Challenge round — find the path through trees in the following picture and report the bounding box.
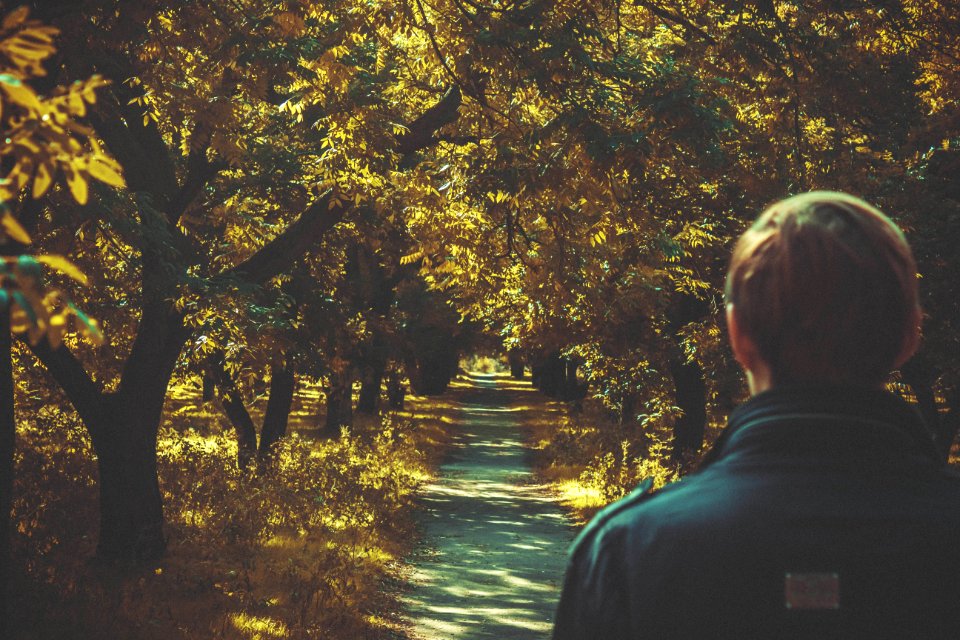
[402,373,573,639]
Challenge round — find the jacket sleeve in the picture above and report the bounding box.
[552,530,632,640]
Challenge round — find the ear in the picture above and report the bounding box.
[726,303,758,370]
[893,305,922,369]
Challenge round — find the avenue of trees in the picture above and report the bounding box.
[0,0,957,605]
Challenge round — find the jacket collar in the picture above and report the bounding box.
[700,384,941,469]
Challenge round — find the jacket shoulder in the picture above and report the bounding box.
[568,477,656,558]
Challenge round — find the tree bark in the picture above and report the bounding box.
[324,371,354,435]
[357,365,384,415]
[88,392,166,564]
[669,354,708,460]
[508,348,524,379]
[208,355,258,469]
[259,364,296,461]
[28,302,189,564]
[357,329,388,415]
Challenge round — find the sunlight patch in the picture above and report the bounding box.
[229,613,289,639]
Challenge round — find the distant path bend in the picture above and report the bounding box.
[402,373,574,639]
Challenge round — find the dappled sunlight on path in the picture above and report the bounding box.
[403,373,574,639]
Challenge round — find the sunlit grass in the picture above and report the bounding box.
[230,613,289,639]
[10,373,464,639]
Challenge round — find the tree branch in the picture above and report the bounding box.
[24,337,107,436]
[223,190,347,284]
[396,85,462,156]
[634,1,716,45]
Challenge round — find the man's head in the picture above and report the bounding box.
[725,191,920,390]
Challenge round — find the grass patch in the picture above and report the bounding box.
[10,380,458,639]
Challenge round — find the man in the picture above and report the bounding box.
[553,192,960,639]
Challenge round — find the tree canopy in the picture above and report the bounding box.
[0,0,956,571]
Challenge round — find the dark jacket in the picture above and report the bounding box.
[553,385,960,639]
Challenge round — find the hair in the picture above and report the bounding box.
[724,191,920,385]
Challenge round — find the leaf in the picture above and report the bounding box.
[87,156,125,188]
[0,73,40,110]
[11,290,37,324]
[2,7,30,31]
[1,210,31,244]
[65,166,88,204]
[36,254,88,284]
[68,301,104,344]
[32,160,52,198]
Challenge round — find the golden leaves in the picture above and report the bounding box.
[274,11,306,37]
[0,255,102,346]
[0,7,113,348]
[0,208,30,243]
[0,9,57,77]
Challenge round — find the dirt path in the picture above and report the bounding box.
[402,373,574,639]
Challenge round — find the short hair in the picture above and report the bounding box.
[724,191,919,385]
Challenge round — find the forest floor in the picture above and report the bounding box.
[399,372,575,640]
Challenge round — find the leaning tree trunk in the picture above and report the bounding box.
[208,354,258,469]
[259,363,296,461]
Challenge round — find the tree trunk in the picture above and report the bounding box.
[202,372,215,402]
[357,330,388,415]
[324,372,354,435]
[208,356,258,469]
[669,354,708,460]
[619,391,638,427]
[88,392,166,564]
[87,300,191,564]
[0,305,13,638]
[29,298,190,565]
[357,365,384,415]
[942,386,960,462]
[386,371,405,410]
[508,348,524,379]
[259,364,296,461]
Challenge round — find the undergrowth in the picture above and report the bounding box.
[522,394,686,525]
[10,384,454,640]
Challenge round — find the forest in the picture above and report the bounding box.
[1,0,958,638]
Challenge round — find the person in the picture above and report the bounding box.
[552,191,960,639]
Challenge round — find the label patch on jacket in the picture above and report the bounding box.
[784,572,840,610]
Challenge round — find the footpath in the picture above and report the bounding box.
[402,373,575,639]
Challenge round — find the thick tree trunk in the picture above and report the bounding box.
[89,392,166,564]
[259,364,296,460]
[30,299,190,565]
[538,352,565,397]
[88,301,190,564]
[0,306,13,638]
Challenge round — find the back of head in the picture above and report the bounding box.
[725,191,919,386]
